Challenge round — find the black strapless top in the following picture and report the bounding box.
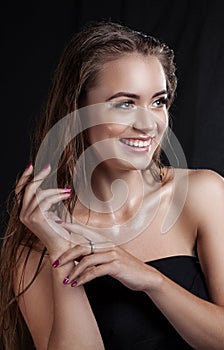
[84,255,210,350]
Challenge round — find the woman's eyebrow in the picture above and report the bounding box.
[106,92,139,101]
[106,90,168,101]
[152,90,168,98]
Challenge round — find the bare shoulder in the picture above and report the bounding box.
[187,168,224,200]
[170,168,224,229]
[187,168,224,184]
[163,167,224,224]
[168,167,224,199]
[184,170,224,305]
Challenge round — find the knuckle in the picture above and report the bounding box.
[24,181,33,193]
[90,266,99,278]
[29,212,40,224]
[81,256,88,264]
[111,259,120,271]
[76,244,86,255]
[96,264,105,274]
[75,244,83,251]
[84,265,99,280]
[110,249,117,259]
[19,213,25,224]
[19,213,31,227]
[35,189,43,201]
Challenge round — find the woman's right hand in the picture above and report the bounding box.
[17,163,74,257]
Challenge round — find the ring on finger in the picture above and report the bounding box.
[89,240,95,254]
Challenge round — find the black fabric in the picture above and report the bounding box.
[84,255,209,349]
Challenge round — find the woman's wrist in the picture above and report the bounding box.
[47,242,72,264]
[142,267,165,295]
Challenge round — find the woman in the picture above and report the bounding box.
[1,21,224,350]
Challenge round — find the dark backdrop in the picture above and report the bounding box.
[1,0,224,233]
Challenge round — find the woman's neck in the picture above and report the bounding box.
[75,164,160,226]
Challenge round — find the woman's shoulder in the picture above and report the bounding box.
[167,167,224,187]
[186,168,223,194]
[187,168,223,181]
[163,167,224,207]
[171,167,224,207]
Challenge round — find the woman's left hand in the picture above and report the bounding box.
[53,222,160,292]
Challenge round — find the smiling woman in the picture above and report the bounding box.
[1,20,224,350]
[87,55,168,171]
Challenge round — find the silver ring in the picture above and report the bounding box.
[89,240,95,254]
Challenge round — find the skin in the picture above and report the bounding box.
[14,54,224,350]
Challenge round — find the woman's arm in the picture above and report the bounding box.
[137,171,224,350]
[144,270,224,350]
[14,248,104,350]
[48,255,104,350]
[14,165,104,350]
[141,170,224,350]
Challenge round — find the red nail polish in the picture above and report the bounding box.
[52,260,60,268]
[25,162,32,169]
[55,220,63,224]
[63,276,70,285]
[71,280,78,287]
[44,163,51,169]
[64,187,72,191]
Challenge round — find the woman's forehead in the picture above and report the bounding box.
[87,54,167,103]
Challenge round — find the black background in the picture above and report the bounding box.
[1,0,224,232]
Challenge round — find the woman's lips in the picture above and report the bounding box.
[119,137,154,152]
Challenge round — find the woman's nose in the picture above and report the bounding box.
[132,109,157,133]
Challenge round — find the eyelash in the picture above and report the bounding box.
[112,97,168,110]
[112,100,136,110]
[152,97,168,107]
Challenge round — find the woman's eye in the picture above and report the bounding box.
[113,101,136,110]
[152,97,168,108]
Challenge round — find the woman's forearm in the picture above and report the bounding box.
[145,272,224,350]
[47,260,104,350]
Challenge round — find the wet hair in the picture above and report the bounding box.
[0,20,177,349]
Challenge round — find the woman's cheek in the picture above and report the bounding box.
[89,124,129,143]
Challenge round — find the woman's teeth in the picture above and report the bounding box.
[120,138,151,148]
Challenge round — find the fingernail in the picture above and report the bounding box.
[25,162,32,169]
[52,259,60,268]
[55,220,63,224]
[44,163,51,169]
[63,187,72,191]
[71,280,78,287]
[63,276,70,285]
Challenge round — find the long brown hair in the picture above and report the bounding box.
[0,20,177,349]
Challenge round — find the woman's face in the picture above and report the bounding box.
[84,53,168,171]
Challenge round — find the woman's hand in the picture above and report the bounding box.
[53,223,161,292]
[17,163,75,256]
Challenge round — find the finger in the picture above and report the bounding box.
[36,187,72,200]
[62,265,93,285]
[15,163,33,196]
[28,163,52,192]
[60,222,114,245]
[24,188,72,215]
[20,191,72,223]
[21,164,52,208]
[34,191,72,213]
[61,250,116,284]
[54,240,116,267]
[47,210,64,221]
[53,245,93,268]
[70,262,115,287]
